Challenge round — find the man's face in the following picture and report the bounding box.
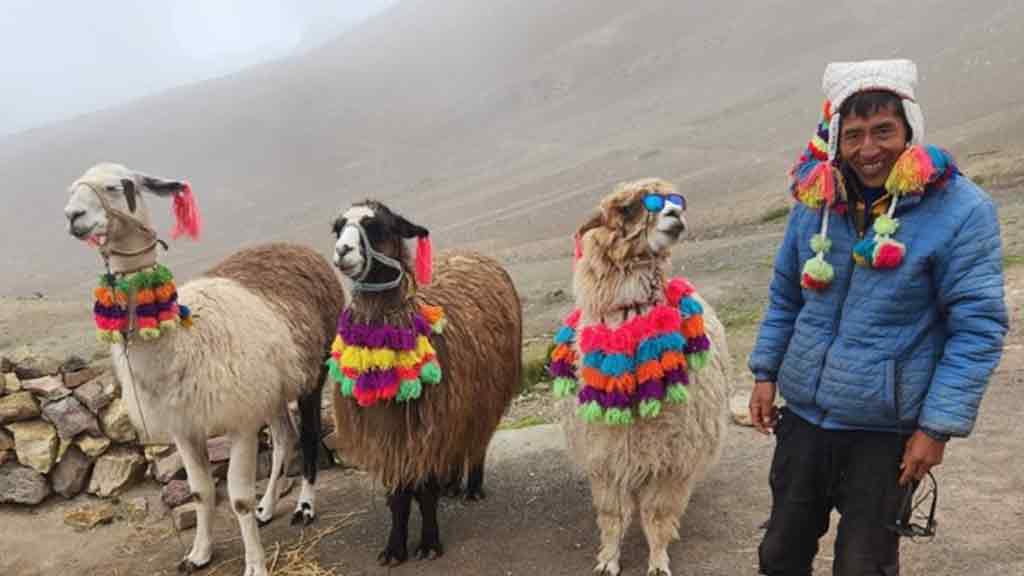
[839,103,909,188]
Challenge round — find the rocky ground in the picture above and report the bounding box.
[1,152,1022,575]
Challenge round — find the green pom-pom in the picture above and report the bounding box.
[420,361,442,384]
[638,399,662,419]
[552,377,578,398]
[432,318,447,334]
[152,264,174,285]
[604,408,634,426]
[139,328,161,341]
[327,358,344,383]
[339,375,355,397]
[810,233,832,254]
[577,401,603,422]
[666,383,690,404]
[686,351,709,372]
[396,379,422,402]
[802,257,835,283]
[873,215,899,236]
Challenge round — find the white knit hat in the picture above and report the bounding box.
[822,59,925,160]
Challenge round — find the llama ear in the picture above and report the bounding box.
[121,179,137,212]
[136,172,186,197]
[576,210,604,240]
[394,214,429,240]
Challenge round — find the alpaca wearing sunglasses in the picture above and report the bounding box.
[556,178,731,576]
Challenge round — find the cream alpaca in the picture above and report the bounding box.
[558,178,731,576]
[63,163,345,576]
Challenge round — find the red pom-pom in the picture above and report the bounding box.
[171,182,202,240]
[415,236,433,285]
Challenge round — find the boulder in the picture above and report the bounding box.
[0,462,50,504]
[10,347,62,380]
[51,445,93,498]
[3,372,21,394]
[154,452,185,483]
[73,374,117,414]
[62,366,104,390]
[21,376,71,402]
[7,420,58,474]
[64,502,115,530]
[88,447,146,497]
[0,391,40,424]
[100,398,137,444]
[76,434,111,459]
[41,396,101,440]
[162,479,193,508]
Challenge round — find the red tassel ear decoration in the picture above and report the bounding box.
[171,182,202,240]
[415,235,433,285]
[574,234,583,261]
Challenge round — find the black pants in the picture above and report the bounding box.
[758,408,912,576]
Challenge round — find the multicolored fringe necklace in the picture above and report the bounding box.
[328,304,446,407]
[548,278,710,426]
[93,264,192,343]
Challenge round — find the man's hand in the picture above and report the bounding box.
[749,381,778,435]
[899,430,946,486]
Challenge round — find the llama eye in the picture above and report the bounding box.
[620,203,638,219]
[105,185,119,192]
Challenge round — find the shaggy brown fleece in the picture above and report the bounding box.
[331,250,522,489]
[206,243,346,390]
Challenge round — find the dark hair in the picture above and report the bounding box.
[838,90,913,141]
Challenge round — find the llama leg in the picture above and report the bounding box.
[638,474,693,576]
[175,435,215,573]
[414,477,445,560]
[464,458,487,501]
[228,430,267,576]
[442,463,463,497]
[378,487,413,566]
[291,385,322,526]
[256,407,295,525]
[592,475,632,576]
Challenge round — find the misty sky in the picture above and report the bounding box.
[1,0,395,137]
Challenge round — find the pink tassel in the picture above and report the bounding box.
[171,182,202,240]
[415,236,433,285]
[574,234,583,261]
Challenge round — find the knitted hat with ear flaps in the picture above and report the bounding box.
[789,59,955,291]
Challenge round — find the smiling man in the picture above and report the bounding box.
[747,59,1008,575]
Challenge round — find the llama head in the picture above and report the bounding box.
[332,200,432,290]
[576,178,687,265]
[573,178,687,317]
[64,163,199,248]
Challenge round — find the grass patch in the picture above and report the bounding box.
[520,340,554,393]
[759,205,791,224]
[498,414,549,430]
[1005,254,1024,268]
[718,300,764,330]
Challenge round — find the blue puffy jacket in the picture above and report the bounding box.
[749,172,1008,437]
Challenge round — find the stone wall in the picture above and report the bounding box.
[0,348,338,509]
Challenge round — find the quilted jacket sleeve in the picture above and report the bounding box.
[748,207,806,382]
[920,198,1008,437]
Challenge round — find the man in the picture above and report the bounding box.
[747,59,1008,575]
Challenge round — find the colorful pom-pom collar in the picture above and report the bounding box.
[790,111,956,291]
[327,304,446,407]
[548,277,710,426]
[93,263,193,343]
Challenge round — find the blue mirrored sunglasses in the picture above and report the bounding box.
[643,193,686,213]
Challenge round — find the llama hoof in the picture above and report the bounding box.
[177,556,211,574]
[290,502,315,526]
[415,538,445,560]
[463,487,487,502]
[255,505,274,527]
[377,544,409,566]
[594,560,620,576]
